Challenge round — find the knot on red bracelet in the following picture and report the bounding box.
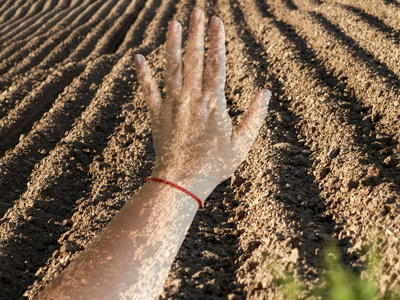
[144,177,203,209]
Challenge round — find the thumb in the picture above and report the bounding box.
[231,89,271,158]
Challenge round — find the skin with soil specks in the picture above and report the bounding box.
[0,0,400,299]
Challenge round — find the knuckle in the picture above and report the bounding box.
[186,55,202,69]
[211,55,222,66]
[207,50,224,67]
[166,61,181,75]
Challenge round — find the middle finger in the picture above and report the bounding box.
[182,8,205,96]
[165,21,183,101]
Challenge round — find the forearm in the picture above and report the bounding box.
[35,180,208,300]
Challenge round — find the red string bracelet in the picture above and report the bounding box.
[144,177,203,209]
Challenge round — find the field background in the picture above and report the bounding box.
[0,0,399,299]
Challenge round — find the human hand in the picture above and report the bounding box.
[134,8,271,202]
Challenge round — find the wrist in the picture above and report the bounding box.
[148,168,219,204]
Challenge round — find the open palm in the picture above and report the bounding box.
[134,8,271,202]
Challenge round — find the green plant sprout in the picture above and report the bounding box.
[262,241,400,300]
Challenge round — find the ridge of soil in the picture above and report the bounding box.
[0,0,399,299]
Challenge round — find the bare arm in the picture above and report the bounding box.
[35,7,270,300]
[35,180,206,299]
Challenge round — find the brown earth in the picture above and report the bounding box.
[0,0,399,299]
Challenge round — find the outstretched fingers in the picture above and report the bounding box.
[165,21,182,100]
[231,90,271,158]
[134,54,162,118]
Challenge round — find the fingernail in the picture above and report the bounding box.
[170,21,178,32]
[211,16,221,28]
[263,90,271,103]
[135,54,143,64]
[192,8,202,21]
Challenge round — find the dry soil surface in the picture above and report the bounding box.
[1,0,400,299]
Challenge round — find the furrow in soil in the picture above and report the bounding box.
[1,0,80,46]
[247,0,400,295]
[0,0,10,15]
[0,0,166,152]
[326,0,400,31]
[35,0,132,68]
[0,0,82,62]
[101,0,147,54]
[205,0,345,298]
[323,2,400,76]
[0,0,127,138]
[295,0,400,104]
[65,0,139,62]
[0,0,61,44]
[0,0,46,32]
[0,58,113,216]
[0,0,107,77]
[115,0,164,54]
[383,0,400,8]
[269,0,400,144]
[1,0,113,78]
[115,0,182,57]
[0,63,85,157]
[0,53,129,300]
[0,0,112,111]
[0,0,25,23]
[0,0,399,298]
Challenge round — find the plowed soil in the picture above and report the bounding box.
[1,0,400,299]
